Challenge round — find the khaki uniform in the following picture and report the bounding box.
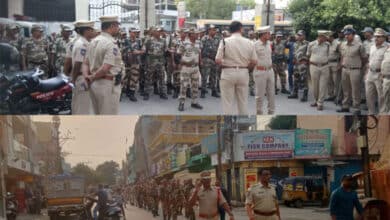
[193,186,227,220]
[245,183,278,220]
[65,35,79,60]
[215,33,257,115]
[307,40,330,107]
[52,37,70,73]
[86,32,124,114]
[365,42,388,114]
[177,39,201,104]
[71,36,91,114]
[254,40,275,115]
[340,40,366,111]
[362,38,375,100]
[380,47,390,113]
[21,37,49,77]
[328,39,341,99]
[272,40,287,90]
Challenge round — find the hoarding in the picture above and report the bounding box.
[294,129,332,159]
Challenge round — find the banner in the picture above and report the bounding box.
[177,1,186,29]
[244,168,258,191]
[294,129,332,159]
[234,131,294,161]
[201,133,218,154]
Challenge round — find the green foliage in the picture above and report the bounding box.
[268,116,297,130]
[286,0,390,40]
[71,160,120,186]
[184,0,237,19]
[72,163,99,186]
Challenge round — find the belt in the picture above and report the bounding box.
[256,66,272,71]
[222,66,248,69]
[370,68,381,73]
[199,212,218,218]
[253,210,277,216]
[29,61,46,65]
[310,62,329,67]
[329,59,339,63]
[101,75,114,81]
[342,66,361,70]
[182,63,198,67]
[298,60,308,64]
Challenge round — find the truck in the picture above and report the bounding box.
[46,175,86,220]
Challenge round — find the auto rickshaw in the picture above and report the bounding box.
[282,176,328,208]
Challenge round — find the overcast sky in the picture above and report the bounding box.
[33,116,138,169]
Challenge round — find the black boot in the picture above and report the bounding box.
[281,86,289,94]
[200,89,206,98]
[154,83,159,95]
[186,88,192,98]
[250,89,255,96]
[173,87,179,99]
[300,89,308,102]
[191,103,203,109]
[288,93,298,99]
[128,90,138,102]
[139,83,145,96]
[178,101,184,111]
[211,90,220,98]
[160,93,168,100]
[167,83,173,95]
[143,93,149,101]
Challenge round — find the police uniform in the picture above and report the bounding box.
[365,28,388,114]
[327,31,342,101]
[339,27,366,113]
[52,25,72,74]
[124,29,143,102]
[184,180,196,220]
[272,32,288,93]
[85,16,124,115]
[381,45,390,113]
[1,24,23,71]
[288,30,309,102]
[21,24,50,77]
[177,29,203,111]
[143,28,168,99]
[245,182,278,220]
[71,21,94,115]
[172,29,188,98]
[248,30,257,96]
[254,26,275,115]
[307,30,330,110]
[215,30,257,115]
[201,25,221,97]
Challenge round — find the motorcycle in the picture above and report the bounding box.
[103,200,124,220]
[1,68,73,114]
[6,192,18,220]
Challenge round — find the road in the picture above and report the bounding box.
[16,205,330,220]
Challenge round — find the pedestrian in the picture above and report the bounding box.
[307,30,330,111]
[381,38,390,113]
[325,31,342,103]
[215,21,257,115]
[337,25,367,114]
[253,26,275,115]
[272,31,289,94]
[361,27,375,105]
[84,16,124,115]
[96,184,109,220]
[288,30,309,102]
[215,180,230,220]
[201,24,221,98]
[70,20,95,115]
[329,175,364,220]
[177,28,203,111]
[245,169,281,220]
[365,28,388,114]
[51,24,72,76]
[188,171,234,220]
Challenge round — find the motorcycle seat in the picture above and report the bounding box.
[36,76,67,93]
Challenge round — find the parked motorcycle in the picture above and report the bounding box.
[6,192,18,220]
[1,68,73,114]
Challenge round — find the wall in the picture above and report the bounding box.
[76,0,89,20]
[7,0,23,18]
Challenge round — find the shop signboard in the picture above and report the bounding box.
[294,129,332,159]
[244,168,258,190]
[234,131,295,161]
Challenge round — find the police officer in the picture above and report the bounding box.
[64,24,81,76]
[337,26,367,114]
[307,30,330,111]
[381,41,390,113]
[246,169,281,220]
[272,31,289,94]
[1,24,23,71]
[184,179,196,220]
[171,179,185,220]
[201,24,221,98]
[177,28,203,111]
[143,27,168,100]
[171,29,188,99]
[365,28,388,114]
[288,30,309,102]
[325,31,342,103]
[248,30,256,96]
[21,24,50,78]
[52,25,73,75]
[254,26,275,115]
[70,20,95,115]
[84,16,124,115]
[188,171,234,220]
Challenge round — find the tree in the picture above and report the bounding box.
[267,116,297,130]
[184,0,237,19]
[286,0,390,40]
[96,161,120,185]
[72,163,99,186]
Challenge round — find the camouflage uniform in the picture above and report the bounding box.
[52,37,70,73]
[171,182,185,220]
[289,39,309,101]
[172,37,186,97]
[21,36,50,77]
[143,37,167,98]
[184,181,195,220]
[200,34,220,96]
[272,40,288,92]
[123,37,142,100]
[160,182,172,220]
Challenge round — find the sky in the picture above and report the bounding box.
[33,116,138,169]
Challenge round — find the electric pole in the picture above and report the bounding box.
[217,116,222,181]
[266,0,271,25]
[358,115,372,197]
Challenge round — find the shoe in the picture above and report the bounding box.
[281,88,290,94]
[191,103,203,109]
[288,94,298,99]
[143,93,149,101]
[160,93,168,100]
[310,103,317,107]
[186,88,192,98]
[128,90,138,102]
[250,90,255,96]
[167,83,173,95]
[200,90,206,98]
[300,90,308,102]
[178,102,184,111]
[325,96,335,102]
[211,90,220,98]
[317,105,323,111]
[337,108,350,113]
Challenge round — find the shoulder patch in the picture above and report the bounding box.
[113,47,119,56]
[80,48,87,56]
